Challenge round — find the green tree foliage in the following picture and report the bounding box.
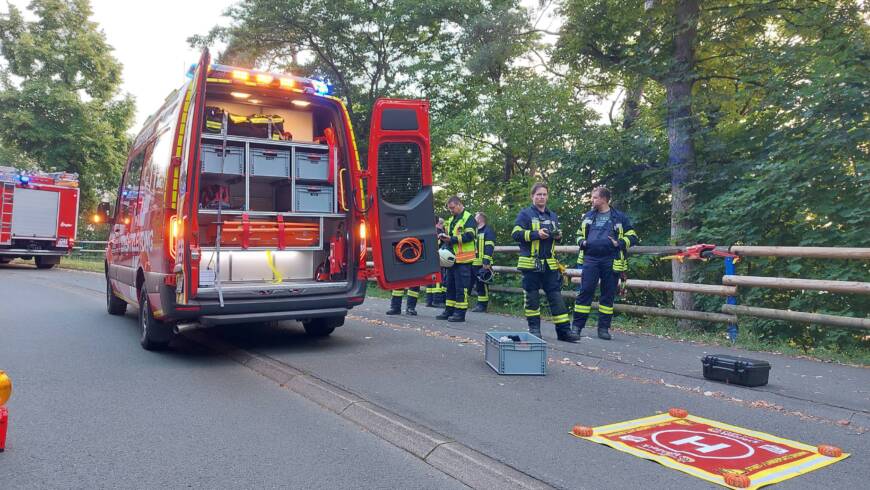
[190,0,489,158]
[199,0,865,354]
[0,0,134,209]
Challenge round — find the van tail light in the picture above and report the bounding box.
[358,220,368,266]
[168,216,181,260]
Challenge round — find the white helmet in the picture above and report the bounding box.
[439,248,456,268]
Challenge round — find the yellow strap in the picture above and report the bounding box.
[531,220,540,257]
[265,250,283,284]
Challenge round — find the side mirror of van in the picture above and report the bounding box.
[91,201,112,225]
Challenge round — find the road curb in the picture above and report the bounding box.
[427,442,555,490]
[186,330,557,490]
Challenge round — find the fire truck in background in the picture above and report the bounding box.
[0,166,80,269]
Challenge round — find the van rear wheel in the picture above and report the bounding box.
[138,289,172,351]
[106,277,127,315]
[35,256,56,269]
[303,316,344,337]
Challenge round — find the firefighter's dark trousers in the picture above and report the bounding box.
[521,269,571,333]
[573,257,618,330]
[471,265,490,306]
[390,286,420,311]
[446,263,472,312]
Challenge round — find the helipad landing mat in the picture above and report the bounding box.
[570,411,849,489]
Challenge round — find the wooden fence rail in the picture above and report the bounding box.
[722,275,870,295]
[493,245,870,260]
[722,305,870,331]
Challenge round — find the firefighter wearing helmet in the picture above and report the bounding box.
[436,196,476,323]
[512,183,580,342]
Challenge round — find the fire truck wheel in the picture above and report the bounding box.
[138,289,172,351]
[35,256,56,269]
[303,316,344,337]
[0,257,10,264]
[106,277,127,315]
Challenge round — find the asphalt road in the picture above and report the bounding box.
[2,265,867,489]
[0,264,465,489]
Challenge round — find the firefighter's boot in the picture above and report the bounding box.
[386,295,402,315]
[436,306,454,320]
[424,292,434,308]
[528,317,542,339]
[556,324,581,343]
[471,301,488,313]
[447,309,466,323]
[405,295,418,316]
[597,328,612,341]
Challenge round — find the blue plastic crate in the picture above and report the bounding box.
[485,331,547,376]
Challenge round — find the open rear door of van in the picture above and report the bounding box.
[366,99,441,290]
[178,48,210,303]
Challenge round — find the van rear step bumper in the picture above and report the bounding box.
[0,249,68,256]
[198,307,347,326]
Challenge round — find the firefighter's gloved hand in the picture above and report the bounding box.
[579,240,588,251]
[537,228,550,240]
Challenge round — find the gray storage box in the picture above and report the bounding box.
[201,144,244,175]
[250,148,290,178]
[296,152,329,181]
[295,185,333,213]
[485,331,547,376]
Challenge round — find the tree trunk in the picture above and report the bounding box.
[622,78,644,130]
[503,149,516,181]
[666,0,699,327]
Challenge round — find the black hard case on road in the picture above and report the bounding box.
[702,355,771,387]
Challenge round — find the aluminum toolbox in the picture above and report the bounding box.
[201,144,244,175]
[295,151,329,181]
[250,148,290,178]
[702,354,770,387]
[485,331,547,376]
[295,184,333,213]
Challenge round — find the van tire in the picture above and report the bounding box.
[35,256,56,269]
[138,289,172,351]
[303,316,344,337]
[107,278,127,316]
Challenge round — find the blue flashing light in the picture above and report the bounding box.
[186,63,196,79]
[312,80,329,95]
[18,175,30,184]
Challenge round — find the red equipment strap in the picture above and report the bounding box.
[241,213,250,249]
[277,214,286,250]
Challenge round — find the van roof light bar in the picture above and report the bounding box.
[207,64,330,95]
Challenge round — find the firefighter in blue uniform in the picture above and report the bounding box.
[573,186,639,340]
[512,183,580,343]
[471,211,495,313]
[386,287,421,315]
[436,196,476,323]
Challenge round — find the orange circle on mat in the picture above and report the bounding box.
[572,425,594,437]
[818,445,843,457]
[668,407,689,418]
[724,473,751,488]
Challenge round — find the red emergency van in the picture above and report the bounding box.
[0,167,79,268]
[98,50,440,350]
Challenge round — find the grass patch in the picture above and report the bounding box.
[59,256,104,273]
